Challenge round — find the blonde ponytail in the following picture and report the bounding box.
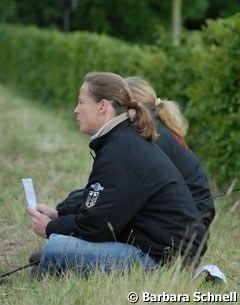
[126,76,189,137]
[156,99,189,137]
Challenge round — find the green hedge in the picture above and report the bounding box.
[186,13,240,185]
[0,16,239,186]
[0,24,168,106]
[0,23,193,105]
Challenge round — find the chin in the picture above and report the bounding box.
[80,127,91,135]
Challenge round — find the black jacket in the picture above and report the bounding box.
[155,121,215,229]
[47,120,206,264]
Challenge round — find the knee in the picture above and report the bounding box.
[40,234,72,267]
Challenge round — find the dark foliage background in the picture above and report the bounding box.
[0,0,240,43]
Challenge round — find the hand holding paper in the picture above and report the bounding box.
[21,178,37,209]
[28,207,50,238]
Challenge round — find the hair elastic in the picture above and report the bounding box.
[128,99,138,109]
[155,98,162,107]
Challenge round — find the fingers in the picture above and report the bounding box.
[36,204,47,210]
[27,207,39,216]
[36,204,46,214]
[36,204,58,219]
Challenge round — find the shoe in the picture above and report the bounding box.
[28,250,43,264]
[31,265,48,280]
[31,265,62,280]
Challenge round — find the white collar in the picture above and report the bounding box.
[90,112,128,141]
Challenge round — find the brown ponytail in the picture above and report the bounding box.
[128,102,159,141]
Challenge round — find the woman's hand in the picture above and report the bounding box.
[36,204,58,219]
[28,207,51,238]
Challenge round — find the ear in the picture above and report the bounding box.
[97,99,110,115]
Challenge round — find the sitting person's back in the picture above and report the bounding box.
[126,76,215,229]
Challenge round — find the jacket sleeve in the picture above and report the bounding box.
[56,189,86,216]
[46,158,149,241]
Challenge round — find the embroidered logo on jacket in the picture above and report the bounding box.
[91,182,104,192]
[85,182,104,208]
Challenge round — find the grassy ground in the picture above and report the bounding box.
[0,84,239,305]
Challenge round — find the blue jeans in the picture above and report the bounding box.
[40,234,158,275]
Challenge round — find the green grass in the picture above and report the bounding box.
[0,84,239,305]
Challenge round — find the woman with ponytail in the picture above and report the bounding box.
[28,72,206,277]
[126,76,215,230]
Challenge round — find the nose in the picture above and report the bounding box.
[74,104,79,114]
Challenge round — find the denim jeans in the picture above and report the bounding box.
[40,234,158,275]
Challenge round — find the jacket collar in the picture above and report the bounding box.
[89,114,130,153]
[90,112,128,141]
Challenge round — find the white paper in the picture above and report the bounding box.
[21,178,37,209]
[192,264,227,283]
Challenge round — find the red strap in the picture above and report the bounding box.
[171,131,189,149]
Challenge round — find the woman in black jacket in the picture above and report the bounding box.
[126,76,215,229]
[28,72,206,276]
